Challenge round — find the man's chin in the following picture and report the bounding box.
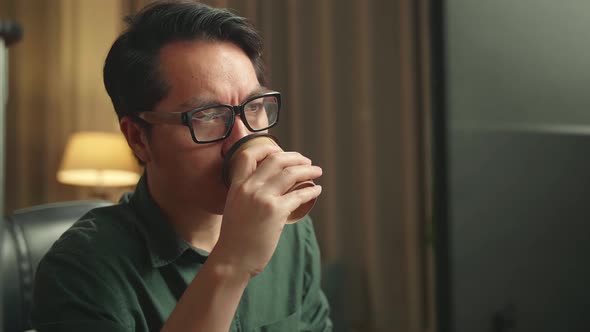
[209,187,229,215]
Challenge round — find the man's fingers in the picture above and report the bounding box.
[280,184,323,215]
[263,164,323,195]
[247,152,312,185]
[230,144,283,185]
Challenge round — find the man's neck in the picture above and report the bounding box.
[147,175,224,253]
[166,210,223,253]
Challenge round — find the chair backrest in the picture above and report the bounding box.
[1,200,112,332]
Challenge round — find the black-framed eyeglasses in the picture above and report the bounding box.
[136,91,281,144]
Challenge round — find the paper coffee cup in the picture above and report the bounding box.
[222,133,316,223]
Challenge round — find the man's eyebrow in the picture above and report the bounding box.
[177,86,271,110]
[178,96,217,110]
[244,86,271,100]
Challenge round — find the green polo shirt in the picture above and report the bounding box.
[31,176,332,331]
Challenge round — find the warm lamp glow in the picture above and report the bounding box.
[57,132,141,187]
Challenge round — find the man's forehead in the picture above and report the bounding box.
[177,86,270,109]
[155,40,263,111]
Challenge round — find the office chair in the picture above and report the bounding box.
[1,200,111,332]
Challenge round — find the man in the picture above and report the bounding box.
[31,1,332,331]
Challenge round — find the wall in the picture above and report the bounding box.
[445,0,590,331]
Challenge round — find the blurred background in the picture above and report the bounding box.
[1,0,589,332]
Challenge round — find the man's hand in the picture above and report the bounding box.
[162,144,323,332]
[212,143,323,278]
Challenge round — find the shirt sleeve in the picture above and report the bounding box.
[300,218,334,332]
[31,250,131,332]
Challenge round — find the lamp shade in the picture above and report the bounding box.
[57,131,141,187]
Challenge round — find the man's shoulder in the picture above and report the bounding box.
[32,203,145,331]
[273,215,319,260]
[282,215,317,243]
[48,203,146,264]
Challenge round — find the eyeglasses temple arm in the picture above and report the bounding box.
[138,112,184,125]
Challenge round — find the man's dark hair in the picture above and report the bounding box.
[103,0,265,120]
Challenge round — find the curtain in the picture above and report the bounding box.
[204,1,435,331]
[2,0,435,331]
[199,1,435,331]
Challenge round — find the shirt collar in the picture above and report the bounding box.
[125,173,208,268]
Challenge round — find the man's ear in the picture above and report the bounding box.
[120,116,152,164]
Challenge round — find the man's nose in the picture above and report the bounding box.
[222,116,250,154]
[231,115,250,139]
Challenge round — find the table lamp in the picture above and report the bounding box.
[57,131,141,198]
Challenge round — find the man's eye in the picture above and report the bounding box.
[246,103,263,112]
[194,112,224,121]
